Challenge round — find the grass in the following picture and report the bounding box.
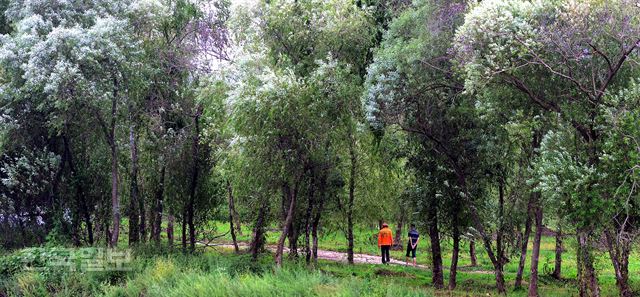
[2,221,638,296]
[211,221,640,296]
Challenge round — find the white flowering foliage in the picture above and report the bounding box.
[0,0,140,132]
[0,148,59,199]
[453,0,548,92]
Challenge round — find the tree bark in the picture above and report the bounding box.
[64,135,93,245]
[469,241,477,267]
[346,134,357,264]
[251,199,269,259]
[551,226,562,279]
[97,77,121,248]
[528,195,543,297]
[471,209,506,294]
[515,195,534,289]
[577,230,600,297]
[311,180,326,265]
[449,224,460,290]
[227,181,239,253]
[428,199,444,289]
[287,217,299,258]
[459,172,506,294]
[152,166,165,244]
[128,124,140,245]
[275,182,297,267]
[167,213,174,249]
[604,229,633,297]
[304,177,316,264]
[187,108,201,252]
[394,214,403,249]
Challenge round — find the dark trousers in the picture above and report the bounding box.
[380,245,391,264]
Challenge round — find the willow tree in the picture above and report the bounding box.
[0,0,144,247]
[455,0,640,296]
[365,0,513,292]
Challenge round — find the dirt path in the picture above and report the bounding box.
[209,242,493,272]
[210,242,422,266]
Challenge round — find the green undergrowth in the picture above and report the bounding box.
[0,246,431,297]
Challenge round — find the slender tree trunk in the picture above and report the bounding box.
[459,172,506,294]
[152,166,165,244]
[109,141,120,248]
[311,181,326,265]
[276,183,297,267]
[64,136,93,245]
[128,124,140,245]
[139,196,146,243]
[469,241,477,267]
[287,218,299,258]
[515,195,534,289]
[577,230,600,297]
[251,199,269,259]
[304,179,316,264]
[181,208,187,251]
[497,179,506,272]
[472,209,506,294]
[604,230,633,297]
[227,181,239,253]
[552,226,562,279]
[449,224,460,290]
[167,213,174,249]
[428,199,444,289]
[394,214,403,249]
[187,108,201,252]
[528,194,543,297]
[105,83,120,248]
[346,134,357,264]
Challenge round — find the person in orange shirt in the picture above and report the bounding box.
[378,223,393,264]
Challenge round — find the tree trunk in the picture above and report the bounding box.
[128,124,140,246]
[471,209,506,294]
[552,226,562,279]
[275,182,297,267]
[459,172,506,294]
[428,199,444,289]
[497,180,506,287]
[139,184,146,243]
[152,166,165,244]
[346,134,357,264]
[304,179,316,264]
[449,224,460,290]
[577,230,600,297]
[227,181,239,253]
[287,217,299,258]
[469,241,477,267]
[64,136,93,245]
[604,230,633,297]
[106,83,120,248]
[394,215,403,249]
[311,180,326,265]
[251,199,269,259]
[109,139,120,247]
[181,208,187,251]
[515,195,534,289]
[528,196,543,297]
[187,109,201,252]
[167,213,174,249]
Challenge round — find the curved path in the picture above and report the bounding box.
[209,242,491,273]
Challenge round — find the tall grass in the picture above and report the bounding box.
[1,245,432,297]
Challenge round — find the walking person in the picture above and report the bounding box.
[378,223,393,264]
[406,223,419,267]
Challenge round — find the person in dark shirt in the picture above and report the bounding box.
[406,224,419,266]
